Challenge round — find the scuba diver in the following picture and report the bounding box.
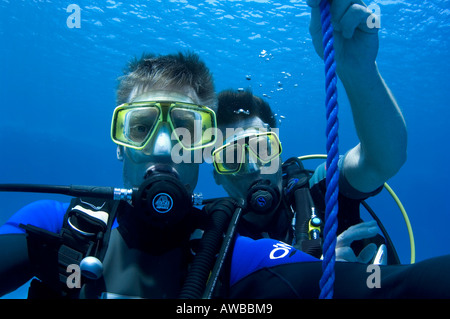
[209,0,450,298]
[0,51,222,298]
[213,0,408,263]
[213,89,387,262]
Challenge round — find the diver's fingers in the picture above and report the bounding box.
[308,0,362,23]
[308,1,377,34]
[306,0,321,8]
[309,3,325,58]
[337,3,379,38]
[308,0,364,39]
[336,220,379,248]
[309,0,322,34]
[357,243,378,264]
[335,246,357,262]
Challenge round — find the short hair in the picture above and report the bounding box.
[116,52,216,108]
[216,90,276,129]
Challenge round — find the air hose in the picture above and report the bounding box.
[319,0,340,299]
[0,184,128,199]
[0,183,238,298]
[297,154,415,264]
[179,199,235,299]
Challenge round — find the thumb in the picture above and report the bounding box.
[336,220,379,248]
[357,243,378,264]
[306,0,321,8]
[309,3,325,59]
[335,246,357,262]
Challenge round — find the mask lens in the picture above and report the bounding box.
[124,108,159,144]
[170,108,200,147]
[111,105,160,149]
[170,104,216,149]
[213,143,243,174]
[247,133,281,163]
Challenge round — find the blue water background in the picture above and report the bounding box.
[0,0,449,298]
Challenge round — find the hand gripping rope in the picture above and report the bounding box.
[319,0,339,299]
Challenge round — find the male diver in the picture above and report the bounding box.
[213,90,385,263]
[210,0,450,298]
[0,52,221,298]
[213,0,408,261]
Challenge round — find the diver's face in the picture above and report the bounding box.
[214,117,282,205]
[119,89,200,190]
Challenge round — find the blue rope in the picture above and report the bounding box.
[318,0,339,299]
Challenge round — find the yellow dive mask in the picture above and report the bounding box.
[212,131,282,174]
[111,101,217,151]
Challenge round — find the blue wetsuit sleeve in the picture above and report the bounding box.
[0,200,69,235]
[230,235,319,286]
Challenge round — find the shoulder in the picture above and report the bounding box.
[230,235,318,286]
[0,200,69,234]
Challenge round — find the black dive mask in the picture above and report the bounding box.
[134,165,192,227]
[246,179,281,214]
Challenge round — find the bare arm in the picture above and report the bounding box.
[308,0,407,193]
[339,63,407,192]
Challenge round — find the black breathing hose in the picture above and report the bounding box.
[0,184,116,199]
[179,199,236,299]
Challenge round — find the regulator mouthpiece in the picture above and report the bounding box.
[246,179,280,214]
[134,165,191,227]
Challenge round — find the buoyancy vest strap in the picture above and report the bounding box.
[21,224,65,295]
[62,198,119,260]
[21,197,120,298]
[69,204,109,233]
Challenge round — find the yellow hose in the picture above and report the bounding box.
[296,154,415,264]
[383,183,415,263]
